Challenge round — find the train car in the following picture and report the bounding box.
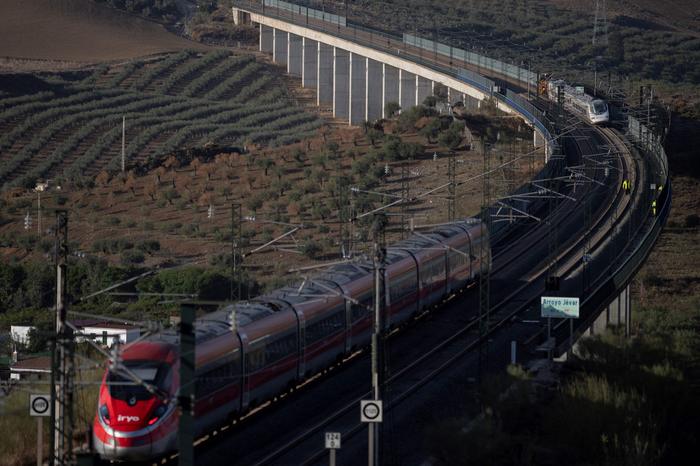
[544,78,609,125]
[93,218,489,461]
[93,337,180,459]
[316,264,374,351]
[267,282,346,378]
[384,248,420,325]
[433,223,474,293]
[234,301,298,409]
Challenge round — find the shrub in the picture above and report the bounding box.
[299,239,321,259]
[385,101,401,118]
[121,249,145,265]
[137,239,160,253]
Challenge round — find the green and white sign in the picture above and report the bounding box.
[541,296,579,318]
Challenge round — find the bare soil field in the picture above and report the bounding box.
[0,0,207,66]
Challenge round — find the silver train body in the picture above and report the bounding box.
[547,79,609,124]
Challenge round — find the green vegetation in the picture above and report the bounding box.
[0,49,321,188]
[348,0,700,87]
[424,299,700,465]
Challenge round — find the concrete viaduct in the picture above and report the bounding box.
[232,4,550,155]
[231,2,671,351]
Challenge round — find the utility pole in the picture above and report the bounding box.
[369,217,386,466]
[35,182,48,236]
[592,0,609,48]
[230,203,242,301]
[52,210,74,466]
[178,304,195,466]
[400,161,410,239]
[338,175,350,258]
[349,187,357,256]
[478,141,490,382]
[447,152,456,221]
[121,116,126,174]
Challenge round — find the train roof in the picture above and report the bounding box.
[550,79,606,107]
[265,279,339,304]
[131,216,484,349]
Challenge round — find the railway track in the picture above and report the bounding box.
[240,126,637,466]
[178,124,637,466]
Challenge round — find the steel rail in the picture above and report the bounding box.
[247,128,628,466]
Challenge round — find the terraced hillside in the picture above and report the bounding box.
[0,49,322,189]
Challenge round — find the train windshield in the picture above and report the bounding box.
[107,361,170,402]
[592,100,607,114]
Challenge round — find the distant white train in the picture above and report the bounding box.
[541,77,609,125]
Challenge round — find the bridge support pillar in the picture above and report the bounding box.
[259,24,273,54]
[333,48,350,120]
[447,88,463,105]
[288,33,302,77]
[464,94,479,111]
[349,53,366,126]
[302,38,317,88]
[584,283,633,338]
[317,43,333,105]
[382,64,399,118]
[399,69,416,112]
[416,76,432,107]
[273,28,287,65]
[366,58,383,122]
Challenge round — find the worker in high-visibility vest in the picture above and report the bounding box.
[652,199,657,216]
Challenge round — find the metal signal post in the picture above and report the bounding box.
[369,221,386,466]
[51,210,75,466]
[448,152,456,221]
[178,304,196,466]
[478,142,491,382]
[231,203,242,301]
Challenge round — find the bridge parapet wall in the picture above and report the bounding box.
[233,1,555,158]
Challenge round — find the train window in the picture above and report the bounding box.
[265,333,297,365]
[593,101,607,114]
[107,361,169,401]
[420,255,445,286]
[389,270,416,303]
[246,347,266,374]
[305,310,344,345]
[197,357,240,395]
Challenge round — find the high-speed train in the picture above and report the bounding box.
[543,77,609,125]
[93,218,489,460]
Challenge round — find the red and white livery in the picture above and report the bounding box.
[93,218,490,460]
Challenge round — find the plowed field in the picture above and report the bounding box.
[0,0,206,64]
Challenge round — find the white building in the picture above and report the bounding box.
[78,322,140,348]
[10,325,35,346]
[10,356,51,381]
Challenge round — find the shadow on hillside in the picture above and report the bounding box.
[667,113,700,179]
